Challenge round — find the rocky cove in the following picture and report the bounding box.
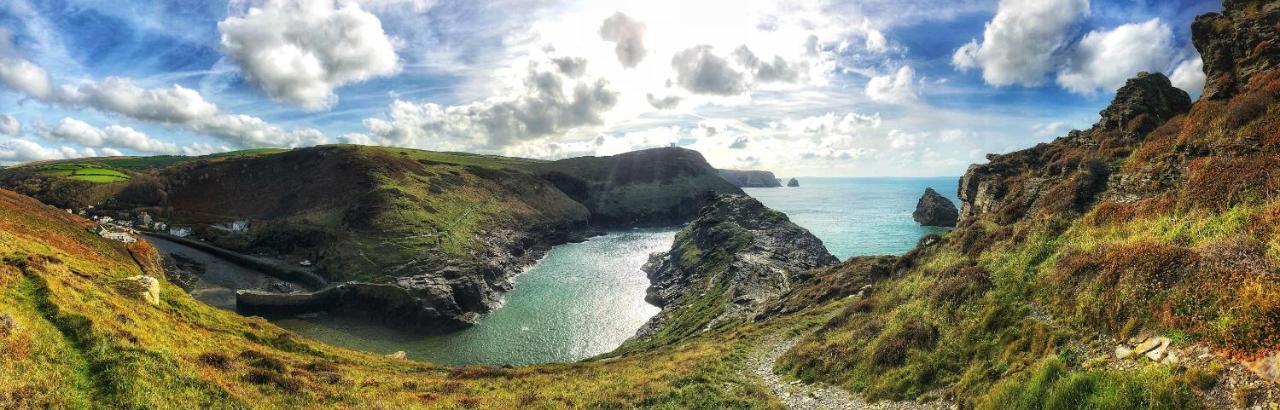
[150,227,676,365]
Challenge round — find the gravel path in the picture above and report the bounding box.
[747,334,953,410]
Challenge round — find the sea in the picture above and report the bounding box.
[223,177,959,365]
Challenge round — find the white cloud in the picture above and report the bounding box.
[62,77,219,123]
[1031,121,1072,138]
[0,57,52,100]
[1170,55,1205,99]
[1057,18,1173,95]
[865,66,918,104]
[218,0,401,110]
[46,118,219,156]
[952,0,1090,86]
[0,54,328,149]
[599,12,647,68]
[0,137,96,163]
[0,114,19,137]
[359,63,619,150]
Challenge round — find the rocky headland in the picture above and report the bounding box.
[717,169,783,188]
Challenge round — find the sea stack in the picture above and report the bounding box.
[786,178,800,187]
[912,188,958,227]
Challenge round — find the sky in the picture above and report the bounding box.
[0,0,1219,176]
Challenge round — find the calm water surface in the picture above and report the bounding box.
[273,229,673,365]
[159,177,959,365]
[747,177,959,259]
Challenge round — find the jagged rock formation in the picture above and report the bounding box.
[912,188,958,227]
[632,194,837,345]
[786,178,800,187]
[958,72,1192,224]
[717,169,783,188]
[1193,0,1280,100]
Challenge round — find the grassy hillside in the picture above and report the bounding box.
[0,186,861,407]
[772,2,1280,406]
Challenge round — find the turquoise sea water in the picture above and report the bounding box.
[747,177,960,260]
[186,177,961,365]
[273,228,673,365]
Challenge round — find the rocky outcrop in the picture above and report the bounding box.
[786,178,800,187]
[537,147,744,227]
[958,73,1191,224]
[632,194,837,343]
[1192,0,1280,100]
[912,188,958,227]
[717,169,783,188]
[119,275,161,306]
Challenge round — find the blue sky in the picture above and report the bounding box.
[0,0,1218,176]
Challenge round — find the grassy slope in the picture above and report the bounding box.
[775,50,1280,410]
[0,187,859,407]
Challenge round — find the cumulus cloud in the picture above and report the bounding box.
[0,114,19,136]
[46,118,220,156]
[599,12,647,68]
[0,57,53,100]
[1170,55,1205,99]
[672,46,747,95]
[0,55,327,149]
[646,93,682,110]
[0,138,96,163]
[219,0,401,110]
[733,46,802,83]
[359,64,619,150]
[952,0,1089,86]
[61,77,219,123]
[1057,19,1173,95]
[865,66,918,104]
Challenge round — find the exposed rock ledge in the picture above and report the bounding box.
[632,194,837,343]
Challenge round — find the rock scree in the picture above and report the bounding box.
[911,188,958,227]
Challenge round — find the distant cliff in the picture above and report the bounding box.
[717,169,782,188]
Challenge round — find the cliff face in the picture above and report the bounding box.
[0,145,736,330]
[957,72,1192,225]
[535,147,744,227]
[630,194,836,347]
[717,169,783,188]
[1193,0,1280,100]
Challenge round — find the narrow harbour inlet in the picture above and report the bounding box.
[150,228,675,366]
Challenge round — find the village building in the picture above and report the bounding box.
[168,227,193,238]
[100,231,137,244]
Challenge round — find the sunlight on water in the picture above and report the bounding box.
[273,228,674,365]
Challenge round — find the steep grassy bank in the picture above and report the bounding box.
[775,1,1280,406]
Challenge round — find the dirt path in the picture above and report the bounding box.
[747,334,952,410]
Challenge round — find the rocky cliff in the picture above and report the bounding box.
[782,1,1280,406]
[630,194,837,347]
[0,145,738,330]
[912,188,958,227]
[717,169,783,188]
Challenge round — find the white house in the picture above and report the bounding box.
[100,231,136,244]
[138,212,152,225]
[169,227,193,238]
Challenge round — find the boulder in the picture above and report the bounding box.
[1251,352,1280,382]
[387,351,407,360]
[0,313,16,337]
[912,188,959,227]
[120,275,161,306]
[1114,345,1134,360]
[786,178,800,187]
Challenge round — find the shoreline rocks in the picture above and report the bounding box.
[786,178,800,187]
[912,188,958,227]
